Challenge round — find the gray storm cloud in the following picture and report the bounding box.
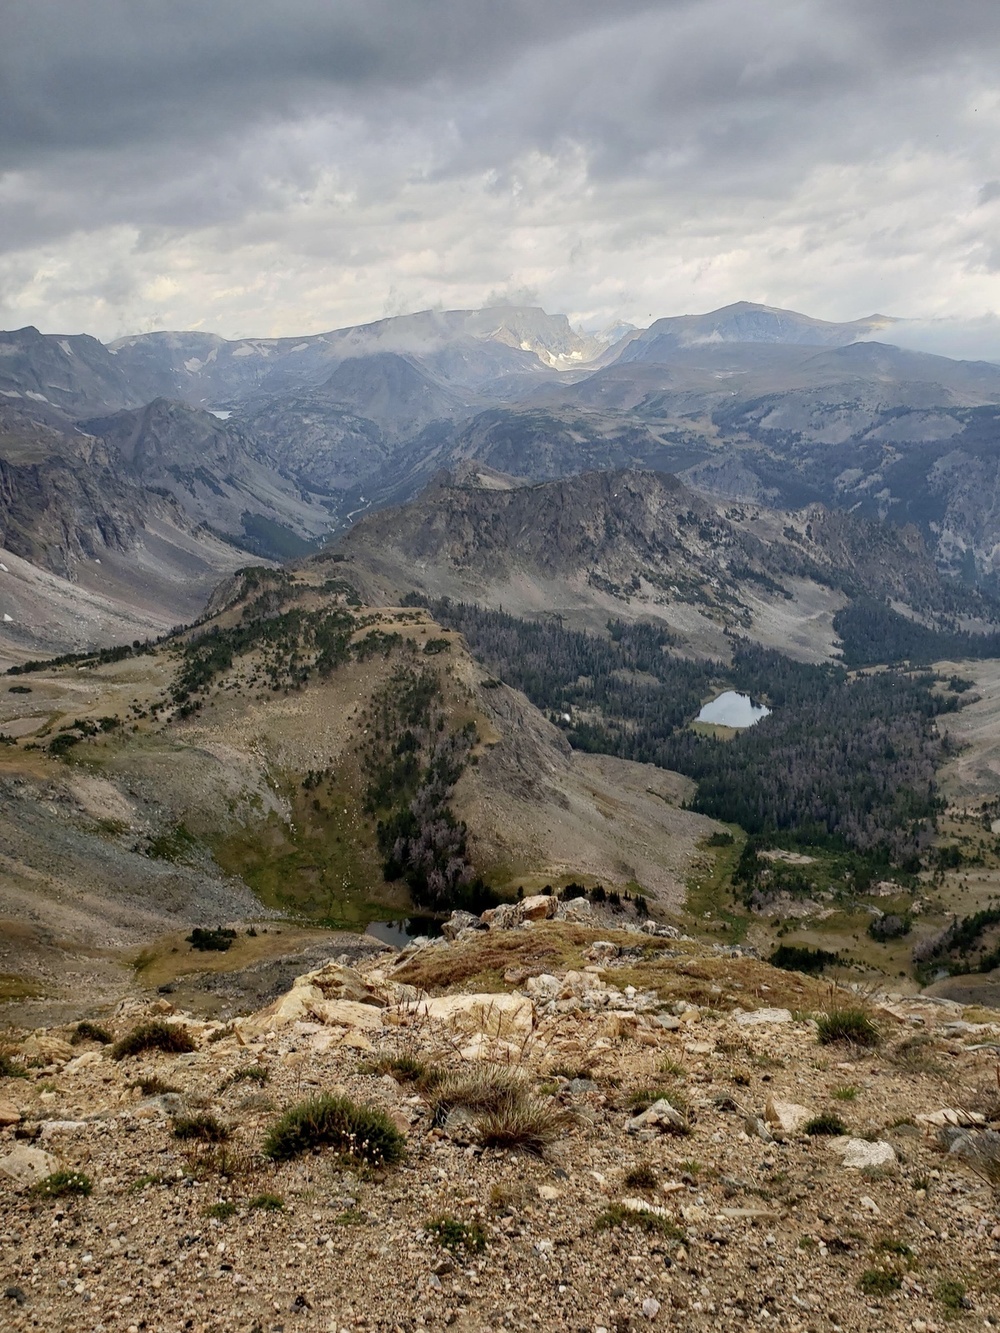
[2,0,1000,348]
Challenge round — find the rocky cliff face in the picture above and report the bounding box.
[334,468,970,637]
[80,398,333,554]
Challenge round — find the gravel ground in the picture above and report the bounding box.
[2,928,1000,1333]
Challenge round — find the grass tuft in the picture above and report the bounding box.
[804,1112,849,1136]
[475,1092,568,1155]
[111,1021,196,1060]
[172,1113,231,1143]
[249,1193,285,1211]
[623,1161,658,1190]
[220,1064,269,1092]
[858,1268,903,1296]
[425,1216,487,1254]
[71,1021,112,1046]
[30,1170,92,1199]
[203,1201,237,1220]
[594,1204,685,1241]
[262,1094,405,1166]
[0,1051,27,1078]
[816,1006,880,1049]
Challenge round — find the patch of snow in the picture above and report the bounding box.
[289,342,310,353]
[0,390,23,398]
[0,563,8,572]
[58,339,75,357]
[26,391,49,402]
[2,614,12,623]
[183,358,204,373]
[208,410,231,420]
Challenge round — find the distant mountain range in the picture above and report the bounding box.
[5,298,1000,662]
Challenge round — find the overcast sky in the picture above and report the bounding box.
[4,0,1000,353]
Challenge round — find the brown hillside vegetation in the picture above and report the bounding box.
[0,569,717,1018]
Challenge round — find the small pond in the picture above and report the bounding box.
[364,917,443,949]
[695,690,771,729]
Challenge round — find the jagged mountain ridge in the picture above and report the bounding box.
[330,467,974,660]
[79,398,333,554]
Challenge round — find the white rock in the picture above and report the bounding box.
[403,992,534,1036]
[733,1008,793,1026]
[827,1137,897,1169]
[641,1297,661,1319]
[0,1145,59,1188]
[764,1098,812,1133]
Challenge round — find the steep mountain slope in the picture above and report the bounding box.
[107,305,603,410]
[0,402,250,662]
[79,398,333,556]
[331,468,972,661]
[0,573,720,1008]
[614,300,895,362]
[0,325,150,417]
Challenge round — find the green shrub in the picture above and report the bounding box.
[594,1204,685,1241]
[203,1201,237,1220]
[249,1193,284,1211]
[111,1021,196,1060]
[172,1113,231,1143]
[220,1064,269,1091]
[71,1021,112,1046]
[816,1007,880,1048]
[30,1170,92,1199]
[425,1216,487,1253]
[833,1084,859,1101]
[858,1269,902,1296]
[804,1113,848,1136]
[623,1161,658,1190]
[262,1094,405,1165]
[935,1279,968,1310]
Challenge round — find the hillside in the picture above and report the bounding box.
[80,398,333,557]
[0,569,721,1017]
[331,468,982,660]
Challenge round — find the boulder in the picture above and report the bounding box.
[557,898,592,923]
[441,910,486,941]
[0,1100,21,1127]
[827,1137,897,1169]
[404,992,534,1037]
[764,1098,812,1134]
[585,941,619,962]
[520,894,557,922]
[312,999,385,1030]
[18,1034,75,1067]
[0,1145,59,1188]
[481,903,521,930]
[733,1008,793,1026]
[627,1098,688,1135]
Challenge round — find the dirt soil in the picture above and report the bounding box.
[1,923,999,1332]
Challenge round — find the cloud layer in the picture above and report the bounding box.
[3,0,1000,350]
